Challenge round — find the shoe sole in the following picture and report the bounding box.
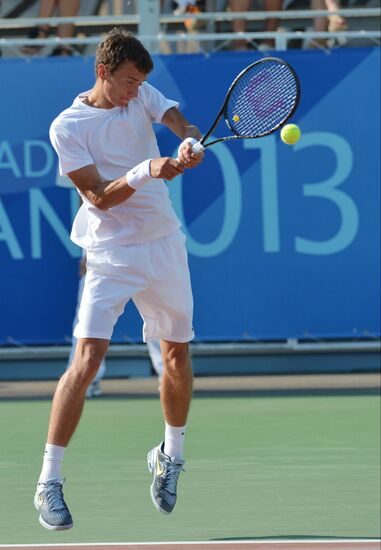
[34,496,73,531]
[147,449,171,515]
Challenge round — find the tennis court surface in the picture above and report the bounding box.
[0,374,380,546]
[0,540,380,549]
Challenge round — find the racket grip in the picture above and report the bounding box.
[192,141,205,154]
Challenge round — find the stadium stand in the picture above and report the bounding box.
[0,0,380,56]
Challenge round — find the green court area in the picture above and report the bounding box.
[0,391,380,544]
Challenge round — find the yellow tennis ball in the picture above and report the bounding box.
[280,124,301,145]
[233,114,240,122]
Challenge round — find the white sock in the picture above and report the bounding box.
[164,423,186,461]
[38,443,66,484]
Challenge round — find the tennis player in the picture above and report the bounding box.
[34,28,203,531]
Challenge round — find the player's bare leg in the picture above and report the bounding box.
[147,340,192,514]
[47,338,109,446]
[35,338,108,531]
[160,340,193,427]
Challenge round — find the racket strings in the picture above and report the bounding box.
[226,62,298,137]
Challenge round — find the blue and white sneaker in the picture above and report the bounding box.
[147,442,185,514]
[34,478,73,530]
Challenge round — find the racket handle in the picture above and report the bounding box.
[175,140,204,162]
[192,141,205,154]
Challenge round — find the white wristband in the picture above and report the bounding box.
[177,137,198,158]
[126,159,152,190]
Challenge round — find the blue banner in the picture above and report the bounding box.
[0,48,380,344]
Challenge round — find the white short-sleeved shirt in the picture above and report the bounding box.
[50,82,181,249]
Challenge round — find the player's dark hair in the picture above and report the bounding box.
[95,28,153,77]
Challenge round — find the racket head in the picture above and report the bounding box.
[223,57,301,139]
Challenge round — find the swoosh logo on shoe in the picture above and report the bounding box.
[155,453,164,477]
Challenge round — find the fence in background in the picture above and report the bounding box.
[0,6,380,54]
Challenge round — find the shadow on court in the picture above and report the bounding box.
[210,535,379,542]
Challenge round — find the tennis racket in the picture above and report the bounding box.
[191,57,300,154]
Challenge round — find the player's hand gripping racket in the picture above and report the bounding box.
[191,57,300,154]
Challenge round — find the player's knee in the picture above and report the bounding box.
[70,345,105,385]
[163,343,190,373]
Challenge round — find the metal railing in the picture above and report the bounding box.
[0,8,380,54]
[0,8,379,27]
[0,340,380,361]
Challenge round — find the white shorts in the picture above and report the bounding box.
[74,230,194,343]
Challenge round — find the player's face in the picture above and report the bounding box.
[100,60,147,107]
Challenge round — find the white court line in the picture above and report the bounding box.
[0,543,381,547]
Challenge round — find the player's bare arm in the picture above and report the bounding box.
[67,159,184,211]
[161,107,204,166]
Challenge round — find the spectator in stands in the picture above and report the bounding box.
[21,0,79,56]
[172,0,199,14]
[172,0,204,31]
[170,0,282,50]
[229,0,283,50]
[309,0,347,48]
